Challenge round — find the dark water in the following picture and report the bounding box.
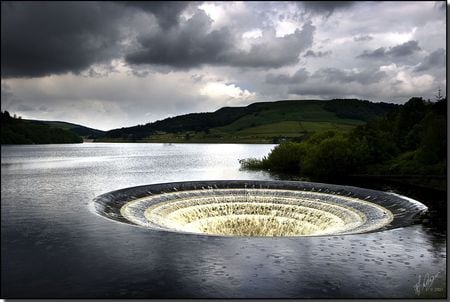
[1,143,446,298]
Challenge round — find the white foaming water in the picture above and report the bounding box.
[120,188,394,237]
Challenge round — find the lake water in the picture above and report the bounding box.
[1,143,446,298]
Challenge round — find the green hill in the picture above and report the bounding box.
[1,112,106,144]
[99,99,398,143]
[1,111,84,144]
[27,120,105,139]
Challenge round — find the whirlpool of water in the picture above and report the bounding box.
[93,180,428,237]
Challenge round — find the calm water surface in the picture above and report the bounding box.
[1,143,446,298]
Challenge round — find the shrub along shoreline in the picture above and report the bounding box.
[240,97,446,191]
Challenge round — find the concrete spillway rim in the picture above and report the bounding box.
[91,180,428,238]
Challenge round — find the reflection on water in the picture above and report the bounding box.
[1,143,446,298]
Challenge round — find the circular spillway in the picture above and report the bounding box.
[92,180,428,237]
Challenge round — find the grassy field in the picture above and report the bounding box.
[96,120,359,144]
[234,121,358,135]
[195,102,364,142]
[212,102,363,133]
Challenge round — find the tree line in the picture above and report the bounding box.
[240,97,446,181]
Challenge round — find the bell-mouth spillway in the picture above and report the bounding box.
[92,180,428,237]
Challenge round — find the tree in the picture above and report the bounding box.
[435,87,443,101]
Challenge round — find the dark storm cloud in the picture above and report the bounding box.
[1,1,123,78]
[118,1,190,29]
[267,66,385,89]
[353,35,373,42]
[387,40,421,57]
[301,1,355,16]
[126,11,315,69]
[2,1,316,78]
[226,22,315,68]
[414,48,446,72]
[303,50,332,58]
[266,68,310,84]
[125,10,233,68]
[357,40,421,60]
[357,47,386,59]
[312,67,386,85]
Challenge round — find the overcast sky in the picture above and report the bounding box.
[1,1,446,130]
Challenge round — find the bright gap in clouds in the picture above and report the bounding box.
[200,82,256,102]
[378,28,418,45]
[275,20,298,37]
[242,29,263,39]
[198,2,224,22]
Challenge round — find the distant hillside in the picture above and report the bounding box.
[99,99,398,143]
[27,120,105,139]
[1,111,83,144]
